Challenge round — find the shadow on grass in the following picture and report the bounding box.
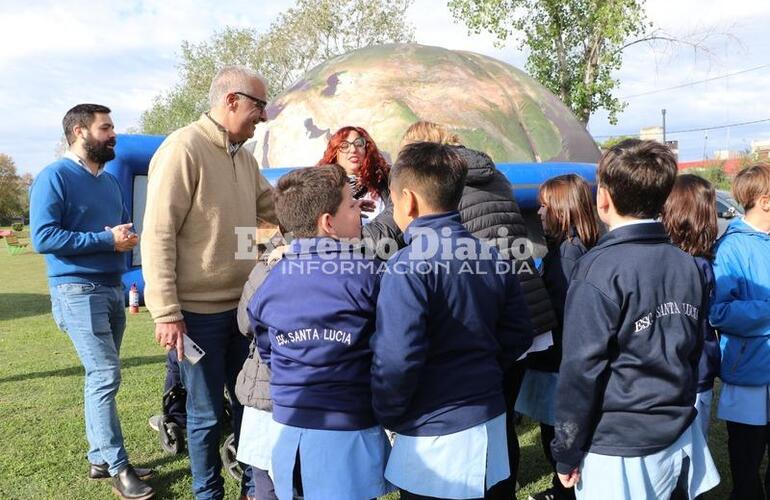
[0,293,51,320]
[0,355,166,384]
[137,453,194,497]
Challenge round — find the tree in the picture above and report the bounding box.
[448,0,649,125]
[0,154,24,225]
[597,134,637,151]
[140,0,414,135]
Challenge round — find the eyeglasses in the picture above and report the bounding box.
[338,137,367,152]
[234,92,267,113]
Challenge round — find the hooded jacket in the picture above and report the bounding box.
[453,146,558,335]
[710,218,770,386]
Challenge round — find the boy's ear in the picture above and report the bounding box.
[403,188,420,219]
[759,194,770,211]
[596,186,610,214]
[318,212,334,237]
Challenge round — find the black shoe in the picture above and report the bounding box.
[111,465,155,499]
[89,463,155,480]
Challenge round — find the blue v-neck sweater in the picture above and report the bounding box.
[30,158,128,286]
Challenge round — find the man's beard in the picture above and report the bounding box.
[83,135,116,164]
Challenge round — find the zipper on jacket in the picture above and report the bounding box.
[730,340,748,374]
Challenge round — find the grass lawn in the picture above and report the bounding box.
[0,234,735,499]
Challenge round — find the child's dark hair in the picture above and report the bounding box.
[597,139,678,218]
[390,142,467,211]
[733,163,770,211]
[662,174,718,259]
[538,174,600,248]
[274,164,347,237]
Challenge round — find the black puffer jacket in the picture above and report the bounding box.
[454,146,558,335]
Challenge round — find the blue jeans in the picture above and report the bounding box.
[50,282,128,475]
[179,309,252,499]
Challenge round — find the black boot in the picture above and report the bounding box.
[111,465,155,499]
[89,462,155,480]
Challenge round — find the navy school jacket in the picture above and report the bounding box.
[551,222,705,473]
[248,238,381,431]
[370,211,535,436]
[528,234,588,372]
[694,256,720,393]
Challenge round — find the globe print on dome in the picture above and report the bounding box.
[249,43,601,167]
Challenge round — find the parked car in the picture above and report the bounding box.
[716,190,744,237]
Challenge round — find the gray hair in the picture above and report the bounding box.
[208,65,266,108]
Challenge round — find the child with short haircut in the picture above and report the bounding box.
[710,163,770,500]
[245,164,393,500]
[519,173,599,500]
[662,174,721,438]
[371,142,535,500]
[551,139,720,499]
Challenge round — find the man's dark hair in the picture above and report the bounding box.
[597,138,678,218]
[390,142,468,211]
[62,104,111,145]
[274,164,347,237]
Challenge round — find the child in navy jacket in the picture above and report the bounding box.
[662,174,721,438]
[370,142,534,500]
[246,165,393,500]
[518,174,599,500]
[550,139,720,499]
[709,164,770,500]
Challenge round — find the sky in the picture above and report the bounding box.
[1,0,769,176]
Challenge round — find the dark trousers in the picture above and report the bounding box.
[726,420,770,500]
[540,423,575,499]
[179,309,252,499]
[488,361,526,497]
[250,466,278,500]
[164,350,187,425]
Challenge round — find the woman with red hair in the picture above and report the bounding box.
[317,126,401,246]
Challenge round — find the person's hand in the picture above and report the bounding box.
[358,199,376,213]
[107,223,139,252]
[558,468,580,488]
[155,320,187,361]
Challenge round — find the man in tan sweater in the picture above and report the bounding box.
[141,65,277,500]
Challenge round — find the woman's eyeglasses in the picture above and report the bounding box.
[338,137,367,152]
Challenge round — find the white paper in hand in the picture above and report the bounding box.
[183,334,206,365]
[516,331,554,361]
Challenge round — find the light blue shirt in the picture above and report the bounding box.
[385,412,509,498]
[238,408,394,500]
[63,150,104,176]
[717,382,770,425]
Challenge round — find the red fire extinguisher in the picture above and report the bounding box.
[129,283,140,314]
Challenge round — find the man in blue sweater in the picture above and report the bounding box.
[371,142,535,500]
[30,104,154,499]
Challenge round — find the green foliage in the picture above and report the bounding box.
[597,135,637,150]
[140,0,415,135]
[448,0,649,124]
[11,222,23,232]
[688,164,733,191]
[0,153,26,225]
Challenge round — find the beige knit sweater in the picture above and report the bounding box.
[141,114,277,323]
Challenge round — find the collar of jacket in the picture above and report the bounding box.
[197,113,244,155]
[723,217,770,239]
[403,211,463,245]
[592,221,669,251]
[287,237,365,257]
